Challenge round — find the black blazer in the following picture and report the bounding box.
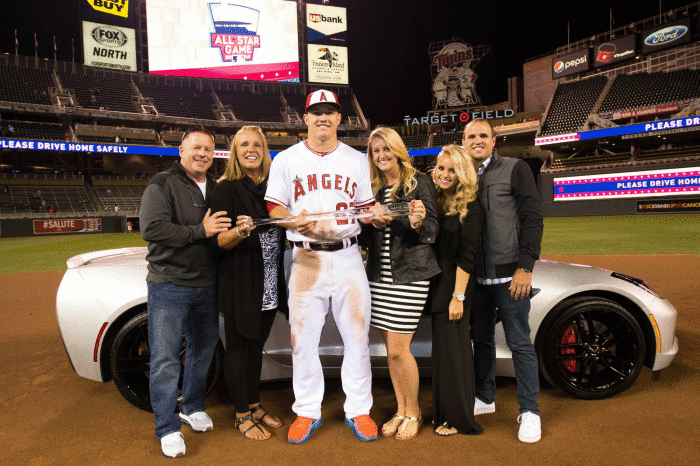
[428,200,482,314]
[363,172,441,285]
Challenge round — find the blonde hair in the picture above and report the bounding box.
[367,127,417,200]
[219,126,271,185]
[432,144,477,222]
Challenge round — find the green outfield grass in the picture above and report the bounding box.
[0,233,147,274]
[541,214,700,255]
[0,214,698,274]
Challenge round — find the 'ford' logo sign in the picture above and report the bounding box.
[645,26,688,46]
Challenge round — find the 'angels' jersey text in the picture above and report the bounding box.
[265,141,374,242]
[294,173,357,202]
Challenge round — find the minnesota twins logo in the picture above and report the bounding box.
[209,0,261,62]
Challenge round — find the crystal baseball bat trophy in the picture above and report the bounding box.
[252,202,411,226]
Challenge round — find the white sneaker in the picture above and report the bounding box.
[474,398,495,416]
[160,431,186,458]
[517,412,541,443]
[179,411,214,433]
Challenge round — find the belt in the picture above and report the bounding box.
[292,236,357,252]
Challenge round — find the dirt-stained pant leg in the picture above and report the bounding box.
[329,245,373,419]
[289,247,329,420]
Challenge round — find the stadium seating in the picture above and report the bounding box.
[433,131,460,148]
[0,65,53,105]
[0,120,67,141]
[540,76,607,137]
[135,81,218,120]
[216,90,285,122]
[56,71,137,113]
[599,69,700,113]
[92,175,147,213]
[402,134,430,149]
[1,185,96,214]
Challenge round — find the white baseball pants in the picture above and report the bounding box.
[288,244,373,420]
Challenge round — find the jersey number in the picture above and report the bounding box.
[336,202,356,225]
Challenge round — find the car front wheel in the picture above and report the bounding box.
[109,310,223,412]
[537,297,646,400]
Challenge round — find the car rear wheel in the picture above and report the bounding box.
[537,297,645,400]
[109,310,223,412]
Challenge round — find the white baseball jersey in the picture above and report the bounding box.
[265,140,374,242]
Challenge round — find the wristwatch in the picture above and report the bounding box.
[520,267,532,273]
[452,293,465,301]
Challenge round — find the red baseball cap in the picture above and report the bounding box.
[305,89,342,112]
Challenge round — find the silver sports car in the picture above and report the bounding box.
[56,247,678,411]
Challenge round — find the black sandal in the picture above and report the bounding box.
[434,422,458,436]
[235,413,270,440]
[250,404,283,428]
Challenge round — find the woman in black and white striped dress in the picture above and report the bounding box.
[364,127,440,440]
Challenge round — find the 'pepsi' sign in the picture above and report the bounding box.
[552,49,590,79]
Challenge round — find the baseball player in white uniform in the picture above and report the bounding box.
[265,90,379,444]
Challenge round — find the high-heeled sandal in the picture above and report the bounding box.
[381,414,405,436]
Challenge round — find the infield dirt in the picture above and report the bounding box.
[1,254,698,465]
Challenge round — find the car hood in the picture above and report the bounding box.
[67,247,148,269]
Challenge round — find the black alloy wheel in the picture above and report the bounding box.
[109,310,223,412]
[537,297,646,400]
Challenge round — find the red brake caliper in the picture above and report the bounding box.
[561,325,577,372]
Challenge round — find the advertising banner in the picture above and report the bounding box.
[642,18,692,54]
[0,138,248,159]
[551,49,590,79]
[608,104,679,120]
[307,4,347,45]
[593,35,636,69]
[308,44,348,84]
[82,21,137,71]
[84,0,129,18]
[82,0,135,28]
[33,218,102,235]
[146,0,299,82]
[553,167,700,201]
[637,197,700,213]
[537,116,700,145]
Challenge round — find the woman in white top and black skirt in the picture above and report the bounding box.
[363,127,440,440]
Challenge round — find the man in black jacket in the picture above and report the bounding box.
[463,119,544,443]
[140,127,230,457]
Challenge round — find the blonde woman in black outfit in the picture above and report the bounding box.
[364,127,440,440]
[429,144,483,436]
[208,126,287,440]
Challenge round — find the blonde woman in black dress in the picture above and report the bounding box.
[430,144,482,436]
[364,127,440,440]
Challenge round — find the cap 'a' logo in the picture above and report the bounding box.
[208,1,261,62]
[318,92,328,102]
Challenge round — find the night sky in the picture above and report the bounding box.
[0,0,694,126]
